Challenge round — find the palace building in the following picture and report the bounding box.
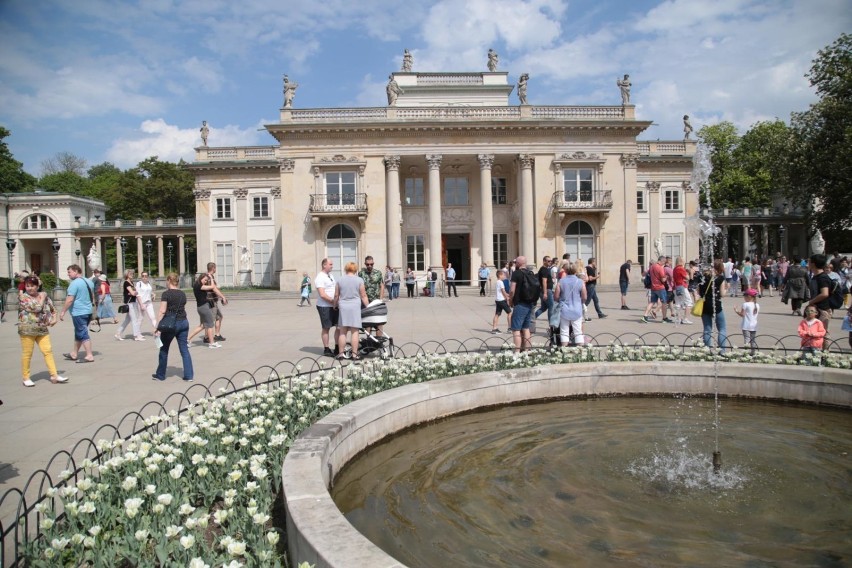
[188,69,701,288]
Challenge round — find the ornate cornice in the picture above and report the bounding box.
[477,154,495,170]
[426,154,443,170]
[383,155,401,171]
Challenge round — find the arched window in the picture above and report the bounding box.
[327,223,357,278]
[564,220,594,262]
[21,214,57,230]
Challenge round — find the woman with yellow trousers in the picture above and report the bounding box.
[18,276,68,387]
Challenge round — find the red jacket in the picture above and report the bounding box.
[798,319,826,349]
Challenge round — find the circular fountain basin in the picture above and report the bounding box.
[281,362,852,568]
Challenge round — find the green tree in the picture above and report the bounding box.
[787,33,852,234]
[0,126,37,193]
[37,171,90,195]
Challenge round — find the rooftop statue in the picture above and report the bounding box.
[487,49,499,72]
[199,120,209,146]
[517,73,529,105]
[402,49,413,72]
[386,75,403,106]
[683,115,693,140]
[617,74,631,105]
[283,74,299,108]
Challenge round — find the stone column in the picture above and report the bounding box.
[136,236,144,275]
[115,237,124,279]
[742,225,750,259]
[178,235,186,274]
[478,154,495,268]
[519,154,535,258]
[193,186,211,272]
[427,155,443,270]
[384,155,402,269]
[761,224,769,258]
[157,235,165,277]
[646,180,661,257]
[93,237,102,276]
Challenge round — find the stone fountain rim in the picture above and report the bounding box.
[281,361,852,568]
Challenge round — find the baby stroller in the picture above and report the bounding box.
[352,299,394,359]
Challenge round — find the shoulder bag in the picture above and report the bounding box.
[691,281,712,317]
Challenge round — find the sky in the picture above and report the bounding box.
[0,0,849,177]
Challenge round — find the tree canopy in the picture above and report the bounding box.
[0,126,37,193]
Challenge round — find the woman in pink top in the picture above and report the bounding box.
[798,306,826,356]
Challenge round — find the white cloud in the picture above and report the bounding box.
[105,119,267,168]
[181,57,225,93]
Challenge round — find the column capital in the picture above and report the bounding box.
[519,154,534,169]
[193,186,210,200]
[682,180,694,192]
[233,187,249,200]
[383,155,401,171]
[278,158,295,173]
[271,186,281,199]
[645,181,661,192]
[426,154,442,170]
[620,153,639,168]
[477,154,495,170]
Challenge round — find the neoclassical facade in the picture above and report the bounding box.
[189,71,700,288]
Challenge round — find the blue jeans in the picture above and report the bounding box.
[584,285,603,316]
[391,283,400,299]
[701,310,728,352]
[535,293,553,319]
[155,319,193,380]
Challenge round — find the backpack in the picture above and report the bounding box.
[518,268,541,304]
[643,271,652,289]
[828,273,844,310]
[430,270,437,281]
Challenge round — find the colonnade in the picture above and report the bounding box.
[74,233,191,278]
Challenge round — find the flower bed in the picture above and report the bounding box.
[22,345,851,566]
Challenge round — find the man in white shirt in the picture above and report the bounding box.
[723,258,734,289]
[135,272,158,329]
[315,258,340,357]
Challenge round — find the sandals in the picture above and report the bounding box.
[62,353,76,361]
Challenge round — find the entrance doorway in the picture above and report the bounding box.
[442,233,470,284]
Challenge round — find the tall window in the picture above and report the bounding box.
[637,235,646,269]
[252,196,269,218]
[325,172,356,206]
[215,198,232,220]
[636,190,645,212]
[493,233,508,268]
[21,214,57,230]
[215,243,234,286]
[406,235,425,271]
[563,169,593,202]
[444,177,468,206]
[564,220,594,261]
[664,189,681,211]
[252,241,273,286]
[404,178,424,206]
[663,234,682,258]
[491,178,507,205]
[327,224,357,279]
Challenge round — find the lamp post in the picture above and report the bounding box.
[779,225,786,257]
[51,238,61,294]
[119,237,127,276]
[6,238,15,291]
[75,248,81,266]
[167,241,174,273]
[184,243,190,275]
[146,239,152,276]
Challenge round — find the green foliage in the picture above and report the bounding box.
[37,171,90,195]
[787,33,852,233]
[0,126,37,193]
[38,273,69,290]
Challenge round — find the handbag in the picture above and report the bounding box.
[691,281,713,317]
[157,311,177,333]
[118,304,129,314]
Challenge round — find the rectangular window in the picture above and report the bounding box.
[404,178,424,206]
[325,172,356,206]
[493,233,508,268]
[252,241,273,286]
[637,235,646,270]
[636,190,645,212]
[252,196,269,218]
[215,243,234,286]
[406,235,425,271]
[563,169,594,202]
[664,189,681,211]
[444,177,469,206]
[215,198,232,220]
[491,178,507,205]
[663,235,682,259]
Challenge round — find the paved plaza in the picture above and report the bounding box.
[0,286,848,506]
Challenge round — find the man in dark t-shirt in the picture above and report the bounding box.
[807,254,833,333]
[584,258,606,319]
[619,260,632,309]
[534,256,553,320]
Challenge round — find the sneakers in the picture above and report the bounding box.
[621,305,630,310]
[640,316,650,323]
[51,376,69,384]
[183,377,194,382]
[584,317,591,322]
[208,342,222,349]
[598,314,607,319]
[134,336,146,341]
[491,329,500,334]
[22,379,35,387]
[151,374,165,381]
[114,334,125,341]
[681,318,693,324]
[214,335,226,341]
[662,318,674,323]
[323,347,335,357]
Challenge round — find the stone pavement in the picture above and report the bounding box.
[0,286,847,508]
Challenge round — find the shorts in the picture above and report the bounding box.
[674,285,693,307]
[72,314,91,342]
[650,289,668,304]
[495,300,511,315]
[210,304,223,322]
[510,302,533,330]
[619,281,628,295]
[317,306,339,330]
[197,304,215,328]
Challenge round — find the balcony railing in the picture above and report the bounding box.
[549,189,613,214]
[309,193,368,214]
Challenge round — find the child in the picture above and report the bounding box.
[798,306,826,356]
[735,288,760,355]
[298,272,312,306]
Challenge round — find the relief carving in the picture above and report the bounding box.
[441,207,474,227]
[278,158,295,172]
[620,153,639,168]
[233,187,249,200]
[193,187,211,200]
[645,181,661,192]
[383,155,401,171]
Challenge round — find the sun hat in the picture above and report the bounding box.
[98,274,107,281]
[744,288,758,297]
